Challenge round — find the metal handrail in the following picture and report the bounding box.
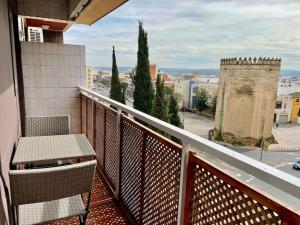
[79,86,300,199]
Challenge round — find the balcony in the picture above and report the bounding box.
[41,87,300,224]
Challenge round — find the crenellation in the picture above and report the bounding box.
[220,57,282,66]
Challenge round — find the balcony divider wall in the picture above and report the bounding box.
[80,92,300,225]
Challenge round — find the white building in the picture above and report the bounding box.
[274,95,292,123]
[174,80,190,107]
[189,80,218,108]
[174,76,219,109]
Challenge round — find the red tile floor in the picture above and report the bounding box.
[45,169,130,225]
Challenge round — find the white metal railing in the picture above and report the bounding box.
[79,86,300,201]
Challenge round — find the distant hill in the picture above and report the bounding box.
[94,66,132,73]
[280,70,300,77]
[161,68,218,75]
[94,66,300,77]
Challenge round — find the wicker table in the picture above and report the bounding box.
[12,134,96,166]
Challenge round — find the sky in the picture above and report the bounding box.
[64,0,300,70]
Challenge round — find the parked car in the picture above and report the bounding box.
[292,161,300,170]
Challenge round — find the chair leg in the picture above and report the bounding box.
[79,213,88,225]
[79,215,84,225]
[82,213,88,225]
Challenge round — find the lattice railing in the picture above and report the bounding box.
[86,97,94,146]
[184,153,299,225]
[94,101,106,170]
[121,117,182,224]
[80,92,300,225]
[80,94,87,135]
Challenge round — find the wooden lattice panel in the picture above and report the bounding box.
[86,97,94,146]
[81,94,87,135]
[120,117,182,225]
[104,107,118,189]
[143,131,182,225]
[95,102,105,170]
[120,117,143,224]
[187,155,283,225]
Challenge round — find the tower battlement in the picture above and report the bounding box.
[220,57,281,66]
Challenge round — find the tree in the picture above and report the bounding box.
[121,83,126,105]
[164,86,174,97]
[210,94,217,115]
[169,94,183,129]
[152,74,169,122]
[109,46,122,103]
[195,88,208,112]
[133,22,154,115]
[169,94,184,144]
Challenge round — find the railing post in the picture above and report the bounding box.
[115,109,122,200]
[177,142,190,225]
[92,97,96,149]
[139,129,147,225]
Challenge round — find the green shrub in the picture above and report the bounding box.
[214,131,223,141]
[231,138,243,146]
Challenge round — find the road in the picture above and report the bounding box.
[182,112,300,178]
[227,148,300,178]
[182,112,214,138]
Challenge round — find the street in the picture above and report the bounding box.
[228,147,300,178]
[182,111,214,138]
[182,111,300,178]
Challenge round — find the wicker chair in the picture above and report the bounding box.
[9,160,97,225]
[25,115,70,168]
[25,116,70,137]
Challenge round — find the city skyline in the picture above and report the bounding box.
[65,0,300,70]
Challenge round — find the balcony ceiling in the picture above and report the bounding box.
[75,0,128,25]
[24,18,72,32]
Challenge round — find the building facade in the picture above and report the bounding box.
[215,57,281,140]
[274,95,292,123]
[189,79,218,109]
[174,80,190,108]
[86,66,94,90]
[290,92,300,123]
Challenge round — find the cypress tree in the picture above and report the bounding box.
[121,84,126,105]
[169,94,183,128]
[133,22,154,115]
[152,74,169,122]
[169,94,183,143]
[109,46,122,103]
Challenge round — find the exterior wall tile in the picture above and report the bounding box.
[21,42,86,134]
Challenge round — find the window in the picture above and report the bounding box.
[28,27,43,42]
[193,86,198,93]
[275,101,282,109]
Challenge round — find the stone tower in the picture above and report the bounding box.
[215,57,281,141]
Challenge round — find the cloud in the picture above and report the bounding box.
[64,0,300,70]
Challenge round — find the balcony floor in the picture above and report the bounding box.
[45,169,130,225]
